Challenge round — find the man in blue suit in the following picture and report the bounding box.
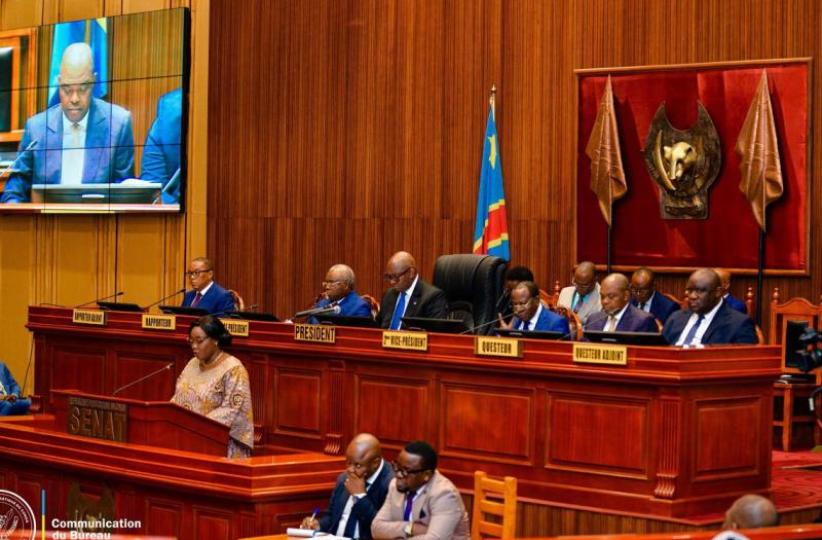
[586,273,658,333]
[499,281,569,334]
[307,264,372,323]
[300,433,393,539]
[141,87,182,204]
[630,267,680,324]
[0,43,134,203]
[663,268,756,346]
[0,362,31,416]
[181,257,236,315]
[715,268,748,314]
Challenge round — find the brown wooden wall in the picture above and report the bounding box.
[207,0,822,327]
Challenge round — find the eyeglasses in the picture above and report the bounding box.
[383,267,412,282]
[185,269,212,278]
[390,461,429,478]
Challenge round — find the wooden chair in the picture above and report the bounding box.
[361,293,381,319]
[537,523,822,539]
[554,306,582,340]
[745,285,756,317]
[768,288,822,382]
[228,289,246,311]
[662,292,686,310]
[471,470,517,540]
[539,289,554,308]
[755,324,765,345]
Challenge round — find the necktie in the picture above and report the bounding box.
[341,480,372,538]
[640,301,647,311]
[390,292,406,330]
[191,292,203,308]
[573,293,583,313]
[519,319,529,331]
[682,314,705,345]
[605,315,617,332]
[403,491,416,521]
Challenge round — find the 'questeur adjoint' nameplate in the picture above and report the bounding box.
[572,343,628,365]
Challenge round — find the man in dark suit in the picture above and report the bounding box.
[663,268,757,346]
[301,433,393,539]
[376,251,448,329]
[498,281,569,334]
[586,273,657,333]
[181,257,236,315]
[630,267,679,324]
[715,268,748,314]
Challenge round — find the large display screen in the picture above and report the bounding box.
[0,8,189,213]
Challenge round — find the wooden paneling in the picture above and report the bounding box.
[275,369,322,434]
[207,0,822,335]
[355,376,430,447]
[693,397,761,477]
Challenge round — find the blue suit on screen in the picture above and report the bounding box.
[182,282,236,315]
[0,362,31,416]
[141,88,182,204]
[308,291,372,324]
[0,98,135,203]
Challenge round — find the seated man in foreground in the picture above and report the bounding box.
[301,433,393,539]
[371,440,469,540]
[585,273,657,333]
[498,281,569,334]
[308,264,372,323]
[721,494,779,531]
[663,268,756,346]
[376,251,448,330]
[0,362,31,416]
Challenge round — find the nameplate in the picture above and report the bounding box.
[382,331,429,351]
[141,314,176,330]
[72,309,106,326]
[572,343,628,365]
[294,323,336,344]
[67,396,128,443]
[475,336,522,358]
[221,318,250,337]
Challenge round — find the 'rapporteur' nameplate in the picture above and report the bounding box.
[142,314,176,330]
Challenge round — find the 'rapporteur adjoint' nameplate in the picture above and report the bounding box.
[382,331,428,351]
[220,318,250,337]
[72,309,106,326]
[294,323,336,344]
[572,343,628,365]
[475,336,522,358]
[142,314,176,330]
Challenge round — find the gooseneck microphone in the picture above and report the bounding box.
[144,288,188,311]
[0,138,39,178]
[112,362,175,396]
[75,291,124,308]
[293,304,341,319]
[459,311,513,335]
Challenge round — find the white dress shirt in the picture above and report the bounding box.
[675,299,724,346]
[604,303,630,332]
[60,111,89,185]
[335,459,385,538]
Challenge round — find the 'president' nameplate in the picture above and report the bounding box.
[294,323,336,344]
[382,331,428,351]
[573,343,627,365]
[221,318,250,337]
[142,314,176,330]
[475,336,522,358]
[72,309,106,326]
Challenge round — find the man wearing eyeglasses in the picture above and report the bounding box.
[1,42,135,203]
[181,257,236,315]
[300,433,393,539]
[372,440,469,540]
[376,252,448,330]
[307,264,372,323]
[556,261,601,324]
[497,281,569,334]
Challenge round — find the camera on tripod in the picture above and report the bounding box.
[794,327,822,373]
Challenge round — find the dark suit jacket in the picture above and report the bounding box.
[631,292,679,324]
[377,279,448,329]
[585,304,658,333]
[724,293,748,314]
[318,461,394,539]
[142,88,182,204]
[662,301,756,345]
[510,306,569,334]
[181,281,236,315]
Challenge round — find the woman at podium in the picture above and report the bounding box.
[171,315,254,458]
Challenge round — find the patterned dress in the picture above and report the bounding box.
[171,354,254,458]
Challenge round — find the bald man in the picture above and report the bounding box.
[714,268,748,314]
[308,264,372,323]
[301,434,393,539]
[556,261,602,324]
[585,273,657,333]
[376,251,448,330]
[1,42,135,203]
[662,268,756,346]
[722,494,779,530]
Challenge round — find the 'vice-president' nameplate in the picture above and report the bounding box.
[294,323,336,344]
[72,309,106,326]
[475,336,522,358]
[142,314,176,330]
[221,318,250,337]
[572,343,627,365]
[382,331,428,351]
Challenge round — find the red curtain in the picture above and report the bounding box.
[577,63,808,271]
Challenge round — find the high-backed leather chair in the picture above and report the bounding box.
[432,254,507,335]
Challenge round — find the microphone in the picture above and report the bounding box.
[459,311,513,335]
[75,291,124,308]
[112,362,175,396]
[144,288,187,311]
[0,138,39,178]
[294,304,341,319]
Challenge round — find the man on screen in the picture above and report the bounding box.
[0,42,135,203]
[141,87,182,204]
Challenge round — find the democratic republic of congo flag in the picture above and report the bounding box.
[472,106,510,260]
